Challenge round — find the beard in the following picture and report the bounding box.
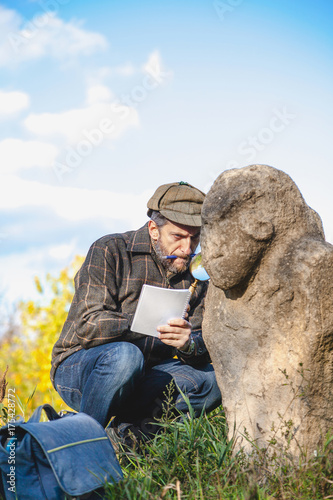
[154,238,190,274]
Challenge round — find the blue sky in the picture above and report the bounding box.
[0,0,333,312]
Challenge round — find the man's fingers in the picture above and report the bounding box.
[167,318,191,327]
[159,334,180,341]
[158,330,190,349]
[157,325,190,335]
[157,318,192,349]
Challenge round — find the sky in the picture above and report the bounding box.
[0,0,333,317]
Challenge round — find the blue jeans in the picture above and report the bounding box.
[54,342,222,432]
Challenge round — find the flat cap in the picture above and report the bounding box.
[147,181,205,227]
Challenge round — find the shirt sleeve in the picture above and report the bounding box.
[72,239,132,349]
[177,282,211,366]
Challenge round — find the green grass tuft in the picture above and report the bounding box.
[104,401,333,500]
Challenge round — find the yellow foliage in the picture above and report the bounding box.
[0,255,84,416]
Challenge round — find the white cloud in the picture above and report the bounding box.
[0,174,152,228]
[85,84,114,106]
[142,50,173,84]
[92,63,136,80]
[89,53,170,86]
[0,90,30,116]
[115,63,136,76]
[0,138,58,174]
[0,177,151,304]
[0,5,107,67]
[0,242,77,304]
[48,242,77,260]
[24,86,139,144]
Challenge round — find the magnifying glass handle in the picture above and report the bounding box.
[189,278,198,296]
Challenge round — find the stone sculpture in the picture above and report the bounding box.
[201,164,333,457]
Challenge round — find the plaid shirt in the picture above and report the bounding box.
[51,223,210,384]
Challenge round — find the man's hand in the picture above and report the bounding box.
[157,318,191,350]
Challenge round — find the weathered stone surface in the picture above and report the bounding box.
[201,164,333,457]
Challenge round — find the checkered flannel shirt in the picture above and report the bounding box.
[51,223,210,385]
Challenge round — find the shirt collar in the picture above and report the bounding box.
[127,222,153,254]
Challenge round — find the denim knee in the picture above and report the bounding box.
[96,342,145,382]
[54,342,145,405]
[54,342,146,424]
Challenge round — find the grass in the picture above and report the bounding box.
[104,395,333,500]
[1,372,332,499]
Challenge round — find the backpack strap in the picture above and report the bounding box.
[27,404,62,423]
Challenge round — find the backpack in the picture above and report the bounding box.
[0,404,123,499]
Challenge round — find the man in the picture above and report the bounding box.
[51,181,221,444]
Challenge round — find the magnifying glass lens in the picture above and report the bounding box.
[189,253,210,281]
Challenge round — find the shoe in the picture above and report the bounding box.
[106,423,144,453]
[106,426,122,453]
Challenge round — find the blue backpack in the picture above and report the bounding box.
[0,404,123,499]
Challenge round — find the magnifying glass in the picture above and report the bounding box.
[189,253,210,295]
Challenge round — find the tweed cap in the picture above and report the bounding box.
[147,181,205,227]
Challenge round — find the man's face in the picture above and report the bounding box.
[149,220,201,273]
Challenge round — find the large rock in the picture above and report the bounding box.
[201,164,333,457]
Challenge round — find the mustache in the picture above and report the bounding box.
[154,240,190,273]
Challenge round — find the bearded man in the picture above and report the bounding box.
[51,182,221,446]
